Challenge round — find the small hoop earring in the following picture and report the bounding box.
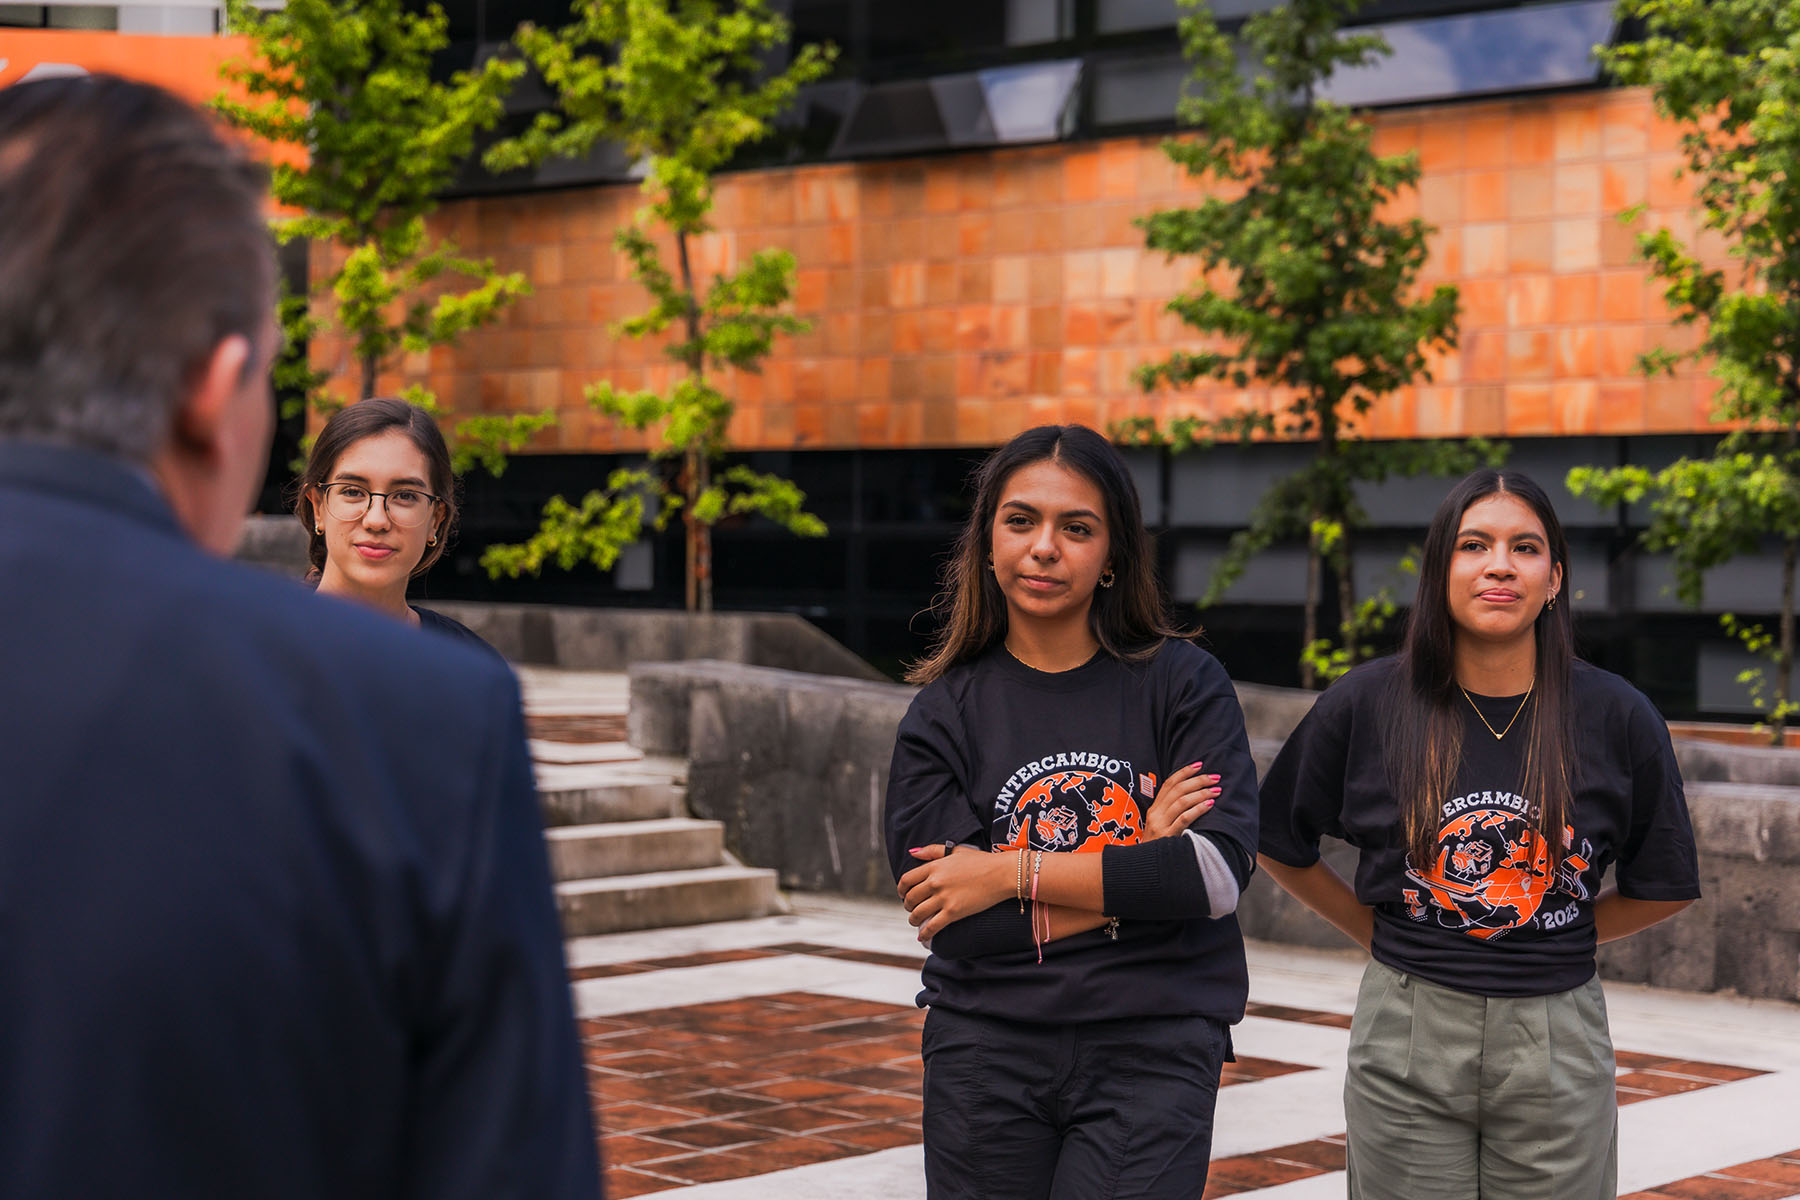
[314,525,322,535]
[1546,593,1557,611]
[427,534,438,547]
[1098,568,1115,589]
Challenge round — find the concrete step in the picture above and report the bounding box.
[531,740,642,765]
[557,864,783,937]
[536,758,687,826]
[538,779,684,826]
[546,818,724,881]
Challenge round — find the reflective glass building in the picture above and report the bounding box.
[0,3,1774,715]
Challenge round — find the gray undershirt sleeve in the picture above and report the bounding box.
[1186,830,1241,917]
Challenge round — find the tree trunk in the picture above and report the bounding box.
[1302,521,1321,690]
[1337,528,1358,665]
[360,353,377,402]
[683,446,702,612]
[1303,394,1340,689]
[674,228,710,613]
[693,447,713,613]
[1776,534,1795,745]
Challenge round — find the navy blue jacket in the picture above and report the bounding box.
[0,442,601,1198]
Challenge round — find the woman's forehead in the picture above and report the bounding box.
[998,459,1105,512]
[1459,492,1546,537]
[330,430,432,482]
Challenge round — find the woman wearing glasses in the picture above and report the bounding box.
[294,398,489,652]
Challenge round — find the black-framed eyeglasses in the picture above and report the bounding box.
[320,482,441,528]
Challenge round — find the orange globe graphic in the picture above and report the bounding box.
[998,770,1141,852]
[1410,807,1552,938]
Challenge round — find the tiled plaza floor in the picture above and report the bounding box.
[520,671,1800,1199]
[568,896,1800,1199]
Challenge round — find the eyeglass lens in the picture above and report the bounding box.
[324,484,434,528]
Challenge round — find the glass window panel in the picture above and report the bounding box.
[0,4,46,25]
[868,0,1005,61]
[1090,51,1185,126]
[1006,0,1072,45]
[976,58,1081,142]
[788,0,854,52]
[114,5,216,34]
[1097,0,1177,33]
[863,0,1068,62]
[435,0,476,43]
[865,535,960,592]
[492,0,570,39]
[833,58,1080,155]
[45,3,113,27]
[836,79,949,152]
[1321,0,1614,107]
[1098,0,1277,32]
[1212,0,1284,17]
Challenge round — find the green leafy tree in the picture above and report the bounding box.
[478,0,834,611]
[1124,0,1478,686]
[1565,0,1800,743]
[216,0,552,470]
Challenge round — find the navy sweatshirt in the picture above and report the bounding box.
[885,640,1259,1024]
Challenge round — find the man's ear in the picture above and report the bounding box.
[169,334,252,456]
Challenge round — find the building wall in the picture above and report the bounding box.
[336,84,1718,456]
[0,29,243,98]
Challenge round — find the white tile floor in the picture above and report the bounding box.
[572,894,1800,1199]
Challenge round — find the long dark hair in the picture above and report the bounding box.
[292,397,457,581]
[907,424,1186,684]
[1385,468,1576,874]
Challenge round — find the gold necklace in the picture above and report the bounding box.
[1005,641,1092,674]
[1459,680,1534,740]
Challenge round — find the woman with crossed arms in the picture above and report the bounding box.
[885,424,1259,1199]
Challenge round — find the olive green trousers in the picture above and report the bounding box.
[1343,958,1617,1200]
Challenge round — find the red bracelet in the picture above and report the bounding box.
[1036,849,1051,964]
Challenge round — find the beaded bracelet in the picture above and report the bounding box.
[1030,850,1046,964]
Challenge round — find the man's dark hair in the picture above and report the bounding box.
[0,74,273,461]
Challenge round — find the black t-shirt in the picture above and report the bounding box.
[885,639,1261,1024]
[413,605,505,664]
[1260,656,1700,998]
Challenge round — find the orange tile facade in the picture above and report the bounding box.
[0,30,247,101]
[327,86,1717,454]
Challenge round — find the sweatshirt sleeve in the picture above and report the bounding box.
[888,687,1045,959]
[1258,671,1358,868]
[884,684,984,883]
[1100,645,1260,919]
[926,900,1035,959]
[1615,684,1701,901]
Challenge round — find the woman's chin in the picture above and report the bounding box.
[1005,592,1090,626]
[331,559,413,597]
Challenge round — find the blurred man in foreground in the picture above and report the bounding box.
[0,74,601,1198]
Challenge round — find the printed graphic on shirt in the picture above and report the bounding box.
[1401,788,1595,940]
[993,751,1141,853]
[1140,772,1158,799]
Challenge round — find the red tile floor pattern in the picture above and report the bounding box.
[1621,1152,1800,1200]
[527,713,630,743]
[573,943,1773,1197]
